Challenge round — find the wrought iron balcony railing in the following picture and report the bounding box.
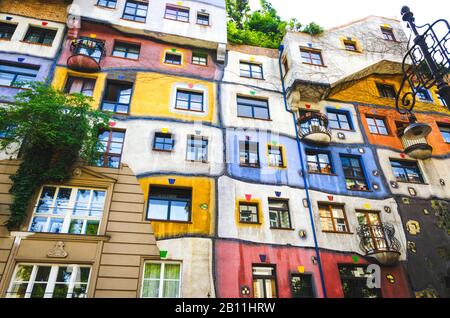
[297,112,332,144]
[357,223,401,266]
[67,38,106,73]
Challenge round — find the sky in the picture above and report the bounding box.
[248,0,450,29]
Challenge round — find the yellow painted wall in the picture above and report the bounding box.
[52,67,106,109]
[0,0,68,23]
[131,73,216,122]
[52,68,217,122]
[329,74,450,115]
[138,176,215,239]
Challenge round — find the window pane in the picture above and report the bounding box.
[170,201,190,221]
[148,199,169,220]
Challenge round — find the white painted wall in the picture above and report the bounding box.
[156,238,215,298]
[115,119,224,177]
[220,83,296,137]
[217,176,316,248]
[308,190,408,261]
[377,149,450,200]
[223,49,282,92]
[70,0,227,49]
[0,14,66,59]
[282,16,408,89]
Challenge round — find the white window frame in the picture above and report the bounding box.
[140,261,182,298]
[28,185,107,235]
[6,264,91,298]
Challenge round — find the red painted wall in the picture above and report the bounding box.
[319,251,412,298]
[59,21,219,80]
[215,240,412,298]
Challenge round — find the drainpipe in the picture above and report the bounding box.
[278,45,327,298]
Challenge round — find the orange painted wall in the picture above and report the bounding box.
[359,106,450,155]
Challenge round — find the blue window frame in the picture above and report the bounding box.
[147,186,192,222]
[0,61,39,88]
[306,149,333,174]
[153,132,174,151]
[123,1,148,22]
[327,109,352,131]
[97,0,117,8]
[175,90,204,112]
[340,155,369,191]
[101,81,133,114]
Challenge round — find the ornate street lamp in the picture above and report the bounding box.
[397,6,450,139]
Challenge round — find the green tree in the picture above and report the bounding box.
[226,0,324,49]
[0,82,110,229]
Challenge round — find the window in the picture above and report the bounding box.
[101,81,133,114]
[252,266,277,298]
[306,150,333,174]
[390,159,424,183]
[319,203,350,233]
[327,109,352,130]
[239,140,260,167]
[0,22,17,40]
[29,186,106,235]
[338,264,381,298]
[165,5,189,22]
[356,211,388,253]
[75,37,104,63]
[240,61,263,79]
[175,89,204,112]
[341,155,369,191]
[197,12,210,25]
[141,262,181,298]
[268,199,291,229]
[291,274,314,298]
[300,48,324,66]
[268,145,284,168]
[123,1,148,22]
[0,61,39,87]
[112,42,140,60]
[23,26,57,45]
[97,0,117,8]
[344,40,357,51]
[438,124,450,143]
[97,130,125,169]
[366,116,389,135]
[239,202,259,224]
[64,76,95,97]
[192,52,207,66]
[282,56,289,76]
[186,135,208,162]
[417,88,433,102]
[164,52,182,65]
[147,186,192,222]
[153,132,174,151]
[381,27,396,41]
[237,96,270,120]
[6,264,91,298]
[376,83,397,99]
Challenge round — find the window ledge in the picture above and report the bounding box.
[239,164,261,169]
[308,172,338,176]
[395,181,428,185]
[9,231,111,242]
[237,116,272,122]
[322,231,354,235]
[148,219,193,224]
[270,227,295,231]
[239,222,262,226]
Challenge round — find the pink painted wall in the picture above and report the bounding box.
[215,240,325,298]
[58,21,220,80]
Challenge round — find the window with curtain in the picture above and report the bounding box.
[64,76,96,97]
[6,264,91,298]
[252,266,277,298]
[29,186,106,235]
[141,262,181,298]
[318,203,350,233]
[268,145,284,167]
[268,199,291,229]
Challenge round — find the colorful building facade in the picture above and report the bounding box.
[0,1,449,298]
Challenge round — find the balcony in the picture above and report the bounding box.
[67,38,105,73]
[357,223,401,266]
[398,128,433,159]
[297,112,332,144]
